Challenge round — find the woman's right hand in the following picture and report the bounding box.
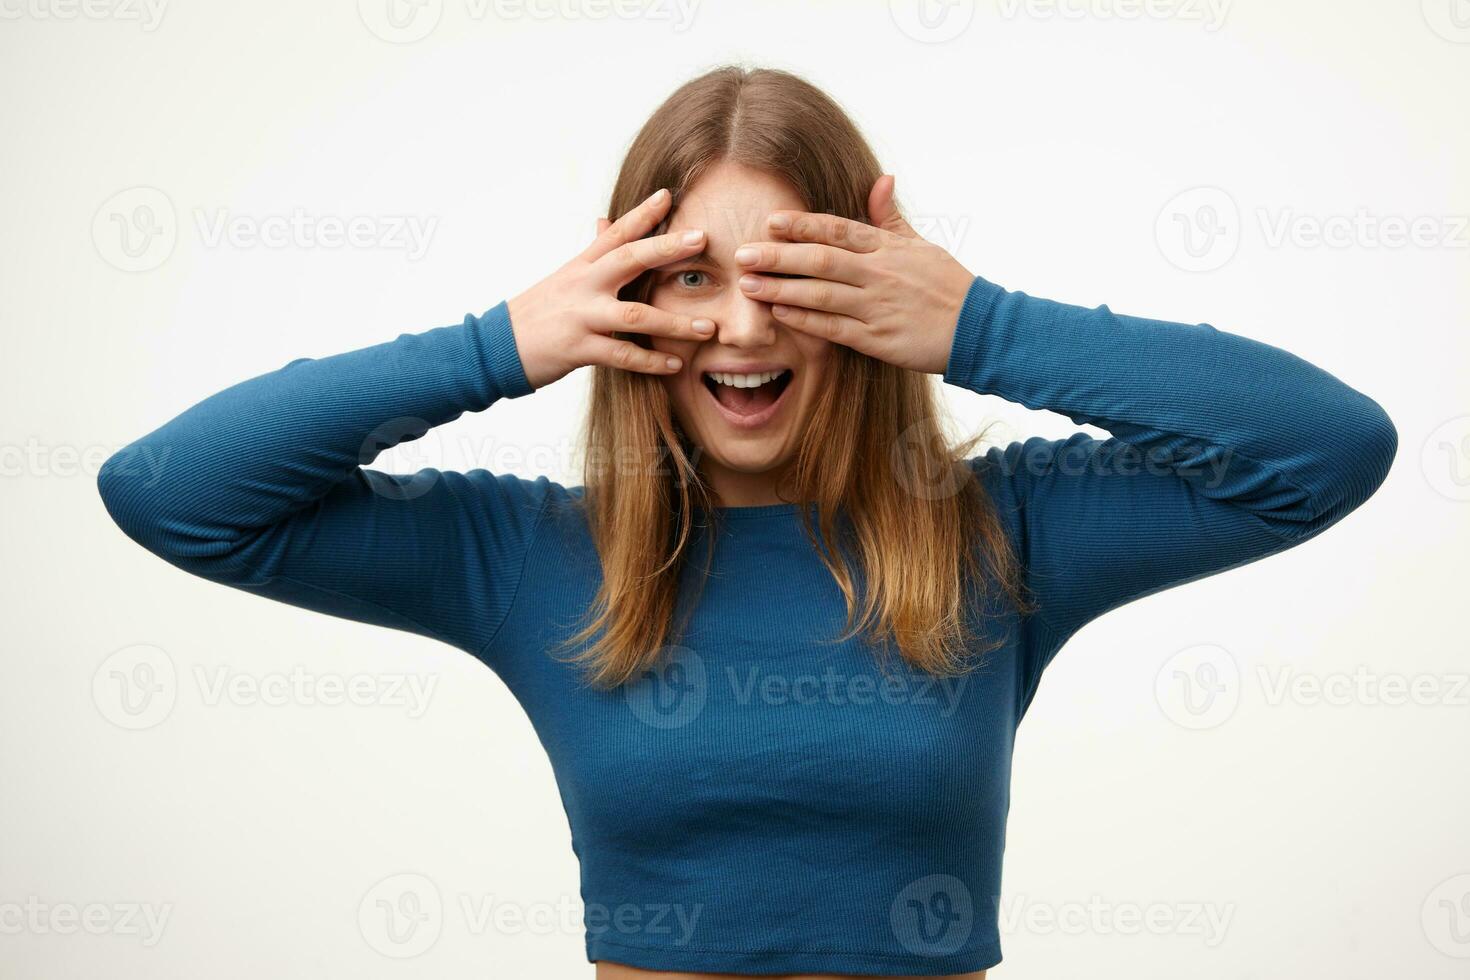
[506,187,716,390]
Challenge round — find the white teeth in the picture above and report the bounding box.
[707,370,787,388]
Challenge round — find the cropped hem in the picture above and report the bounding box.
[586,935,1002,977]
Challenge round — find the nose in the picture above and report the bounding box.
[715,290,778,349]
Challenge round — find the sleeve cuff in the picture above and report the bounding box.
[477,300,535,400]
[941,275,1006,391]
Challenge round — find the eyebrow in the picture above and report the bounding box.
[650,249,716,274]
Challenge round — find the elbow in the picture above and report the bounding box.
[98,440,201,562]
[98,441,258,577]
[97,443,162,551]
[1346,393,1398,503]
[1314,391,1397,522]
[1252,391,1397,541]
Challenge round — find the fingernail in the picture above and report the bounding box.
[740,274,761,291]
[682,230,704,246]
[769,214,790,231]
[772,305,790,317]
[692,318,715,333]
[734,246,759,266]
[649,188,669,204]
[665,356,682,370]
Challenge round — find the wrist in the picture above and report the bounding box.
[505,293,564,391]
[481,300,538,398]
[928,260,979,374]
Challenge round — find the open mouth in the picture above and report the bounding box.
[701,369,794,429]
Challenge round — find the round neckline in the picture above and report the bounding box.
[698,500,817,520]
[566,487,819,520]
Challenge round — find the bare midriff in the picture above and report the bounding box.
[596,964,986,980]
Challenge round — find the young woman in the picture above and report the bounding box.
[98,67,1397,978]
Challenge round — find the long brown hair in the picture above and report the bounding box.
[561,65,1028,687]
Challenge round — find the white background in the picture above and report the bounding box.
[2,1,1467,977]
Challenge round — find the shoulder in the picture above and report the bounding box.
[969,433,1111,489]
[967,433,1106,521]
[405,471,588,550]
[471,475,593,548]
[964,432,1123,588]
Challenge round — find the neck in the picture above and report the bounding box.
[700,459,796,508]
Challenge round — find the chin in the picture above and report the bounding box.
[701,445,792,476]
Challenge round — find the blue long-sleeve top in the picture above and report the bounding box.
[97,276,1397,975]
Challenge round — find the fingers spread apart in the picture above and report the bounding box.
[734,241,865,285]
[582,334,684,375]
[582,187,672,263]
[599,301,714,342]
[766,211,889,252]
[768,303,861,345]
[597,228,707,289]
[737,272,863,317]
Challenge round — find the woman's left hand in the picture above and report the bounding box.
[732,175,975,375]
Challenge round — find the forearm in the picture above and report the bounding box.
[945,275,1398,538]
[97,301,532,564]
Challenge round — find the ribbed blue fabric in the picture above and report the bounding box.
[97,277,1396,975]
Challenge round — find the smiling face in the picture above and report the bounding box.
[646,162,835,500]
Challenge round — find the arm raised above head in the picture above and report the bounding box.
[946,275,1397,681]
[97,302,555,657]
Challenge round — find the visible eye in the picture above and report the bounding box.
[673,270,710,290]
